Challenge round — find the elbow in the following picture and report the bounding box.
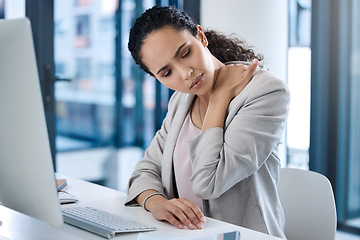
[192,185,221,200]
[190,176,223,199]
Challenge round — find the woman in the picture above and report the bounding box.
[125,5,289,239]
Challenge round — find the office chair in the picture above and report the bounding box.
[277,168,337,240]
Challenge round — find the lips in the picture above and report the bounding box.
[190,74,203,89]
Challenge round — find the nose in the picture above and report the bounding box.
[178,65,193,80]
[188,68,193,79]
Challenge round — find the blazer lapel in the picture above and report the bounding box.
[161,93,195,198]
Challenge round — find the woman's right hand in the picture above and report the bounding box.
[141,193,206,230]
[212,59,258,100]
[200,59,258,131]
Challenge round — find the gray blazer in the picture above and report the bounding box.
[125,67,290,239]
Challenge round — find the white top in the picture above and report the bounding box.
[173,110,203,210]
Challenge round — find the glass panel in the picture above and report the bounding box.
[2,0,25,19]
[121,0,142,147]
[289,0,311,47]
[54,0,117,151]
[346,0,360,228]
[121,0,156,148]
[286,0,312,169]
[54,0,118,186]
[286,47,311,169]
[54,0,159,189]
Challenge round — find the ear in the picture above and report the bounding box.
[196,25,208,47]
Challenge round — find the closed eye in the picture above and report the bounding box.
[181,48,191,58]
[163,69,172,78]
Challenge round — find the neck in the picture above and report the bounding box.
[197,54,224,105]
[211,52,225,74]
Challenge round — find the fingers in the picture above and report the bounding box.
[161,210,186,229]
[170,203,198,230]
[244,59,258,79]
[177,198,206,229]
[151,198,205,230]
[229,59,258,79]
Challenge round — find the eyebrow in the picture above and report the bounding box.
[156,42,187,75]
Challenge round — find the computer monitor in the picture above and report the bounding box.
[0,18,63,227]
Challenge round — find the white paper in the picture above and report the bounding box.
[136,230,240,240]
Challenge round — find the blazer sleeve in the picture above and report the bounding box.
[188,69,290,199]
[125,94,178,206]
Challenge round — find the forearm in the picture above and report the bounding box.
[201,93,231,131]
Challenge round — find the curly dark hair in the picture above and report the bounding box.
[204,30,263,64]
[128,5,263,76]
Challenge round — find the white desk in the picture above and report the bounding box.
[0,175,282,240]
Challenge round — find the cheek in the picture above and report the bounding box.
[158,76,187,92]
[157,79,178,91]
[194,47,213,70]
[203,50,214,67]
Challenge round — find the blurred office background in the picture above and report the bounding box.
[1,0,359,238]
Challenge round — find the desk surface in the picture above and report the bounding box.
[0,174,282,240]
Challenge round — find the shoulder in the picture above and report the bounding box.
[251,68,289,94]
[163,91,195,121]
[236,64,290,105]
[225,60,289,94]
[227,68,290,115]
[167,91,194,110]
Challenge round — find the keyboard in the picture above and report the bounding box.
[62,206,156,239]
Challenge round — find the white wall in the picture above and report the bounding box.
[200,0,288,82]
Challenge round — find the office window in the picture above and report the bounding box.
[99,16,115,33]
[54,0,117,154]
[345,0,360,231]
[55,63,66,76]
[0,0,4,18]
[54,20,67,36]
[1,0,25,19]
[76,0,91,7]
[75,15,90,48]
[286,0,312,169]
[54,0,175,189]
[97,62,114,79]
[75,58,91,80]
[311,0,360,235]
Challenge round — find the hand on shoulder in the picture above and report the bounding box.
[213,59,258,100]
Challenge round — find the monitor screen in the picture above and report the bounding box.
[0,18,63,227]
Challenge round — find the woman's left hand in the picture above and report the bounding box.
[147,197,206,230]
